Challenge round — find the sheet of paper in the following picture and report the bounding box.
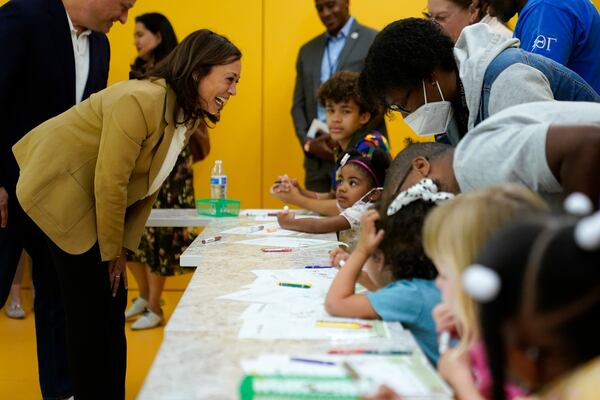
[238,318,388,340]
[220,222,298,236]
[236,237,343,249]
[306,118,329,139]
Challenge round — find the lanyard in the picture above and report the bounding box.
[324,38,337,80]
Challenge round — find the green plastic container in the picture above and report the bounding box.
[196,198,240,217]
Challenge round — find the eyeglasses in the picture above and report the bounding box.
[385,86,413,116]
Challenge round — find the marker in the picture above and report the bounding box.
[342,362,360,380]
[290,357,336,366]
[201,235,222,244]
[277,282,312,288]
[247,225,264,233]
[304,265,334,269]
[439,330,450,355]
[315,320,372,329]
[327,348,412,355]
[261,247,293,252]
[268,205,290,217]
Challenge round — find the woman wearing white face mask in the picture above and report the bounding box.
[358,18,600,145]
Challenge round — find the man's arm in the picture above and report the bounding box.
[0,1,27,226]
[291,49,310,148]
[516,3,575,66]
[546,124,600,208]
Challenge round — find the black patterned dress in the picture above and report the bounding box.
[131,145,199,276]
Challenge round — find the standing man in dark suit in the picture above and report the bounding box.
[292,0,381,193]
[0,0,135,398]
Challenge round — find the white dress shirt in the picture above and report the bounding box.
[65,11,91,103]
[147,115,188,197]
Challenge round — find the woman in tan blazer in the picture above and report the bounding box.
[12,29,241,399]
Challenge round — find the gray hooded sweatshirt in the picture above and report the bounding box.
[454,23,554,130]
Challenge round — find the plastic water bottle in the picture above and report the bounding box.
[210,160,227,199]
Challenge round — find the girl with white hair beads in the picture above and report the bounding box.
[463,198,600,400]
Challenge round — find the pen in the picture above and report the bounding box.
[290,357,336,366]
[247,225,264,233]
[277,282,312,288]
[267,205,289,217]
[315,320,372,329]
[439,330,450,355]
[201,235,222,244]
[327,349,413,355]
[304,265,334,269]
[261,247,293,252]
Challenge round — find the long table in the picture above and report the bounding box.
[137,215,444,399]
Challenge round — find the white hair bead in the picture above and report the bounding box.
[564,192,594,215]
[574,211,600,251]
[462,264,501,303]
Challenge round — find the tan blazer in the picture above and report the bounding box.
[13,79,196,262]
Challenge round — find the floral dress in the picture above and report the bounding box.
[130,145,199,276]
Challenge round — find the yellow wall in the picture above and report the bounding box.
[4,0,599,207]
[106,0,428,208]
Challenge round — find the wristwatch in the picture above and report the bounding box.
[303,139,312,153]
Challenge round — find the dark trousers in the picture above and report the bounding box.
[46,240,127,400]
[0,195,72,399]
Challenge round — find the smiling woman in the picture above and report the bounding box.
[11,29,241,399]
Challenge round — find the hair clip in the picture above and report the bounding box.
[386,178,454,216]
[462,264,501,303]
[564,192,594,216]
[339,153,351,167]
[574,210,600,251]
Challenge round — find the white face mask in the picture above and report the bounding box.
[404,80,454,136]
[336,187,383,213]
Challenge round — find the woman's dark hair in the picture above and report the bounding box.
[130,13,178,78]
[476,216,600,400]
[141,29,242,127]
[340,148,391,189]
[358,18,456,110]
[374,199,439,281]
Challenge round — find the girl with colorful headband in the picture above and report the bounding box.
[277,149,390,249]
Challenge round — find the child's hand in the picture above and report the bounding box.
[329,248,349,268]
[432,303,457,334]
[437,348,473,388]
[276,211,296,228]
[355,209,384,257]
[270,174,292,193]
[362,385,402,400]
[271,182,302,204]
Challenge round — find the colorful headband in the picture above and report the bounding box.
[386,178,454,216]
[348,159,380,186]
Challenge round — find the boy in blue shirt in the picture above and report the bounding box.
[478,0,600,94]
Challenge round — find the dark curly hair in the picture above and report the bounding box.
[358,18,456,110]
[374,199,439,281]
[340,148,391,189]
[318,71,376,115]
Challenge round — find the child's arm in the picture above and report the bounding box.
[270,179,339,216]
[329,248,379,291]
[324,210,383,319]
[438,349,485,400]
[277,212,350,233]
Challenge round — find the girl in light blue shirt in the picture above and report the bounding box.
[325,178,453,365]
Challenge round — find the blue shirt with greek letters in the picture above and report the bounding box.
[514,0,600,94]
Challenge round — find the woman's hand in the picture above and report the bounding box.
[432,302,457,334]
[329,247,350,268]
[355,209,384,258]
[108,247,129,297]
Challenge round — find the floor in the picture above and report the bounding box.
[0,268,192,399]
